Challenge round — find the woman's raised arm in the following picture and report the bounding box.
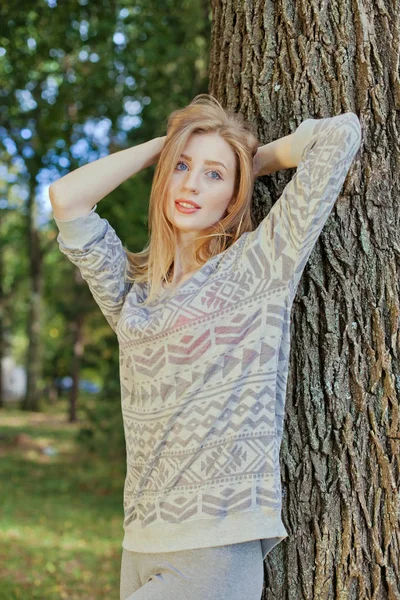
[240,113,362,294]
[253,119,321,177]
[50,136,166,221]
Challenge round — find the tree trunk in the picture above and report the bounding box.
[209,1,400,598]
[69,311,85,423]
[0,220,4,409]
[22,182,44,413]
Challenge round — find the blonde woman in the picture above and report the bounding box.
[50,94,361,600]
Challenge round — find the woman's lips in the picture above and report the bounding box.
[175,201,201,214]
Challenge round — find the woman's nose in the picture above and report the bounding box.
[182,170,201,192]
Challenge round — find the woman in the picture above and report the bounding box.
[50,94,361,599]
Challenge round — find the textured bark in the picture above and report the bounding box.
[209,1,400,598]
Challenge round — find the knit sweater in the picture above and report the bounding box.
[54,112,361,560]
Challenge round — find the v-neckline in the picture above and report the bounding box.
[150,255,220,300]
[160,265,208,296]
[162,270,199,293]
[145,233,249,301]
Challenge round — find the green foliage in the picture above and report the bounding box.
[1,0,210,452]
[75,377,126,462]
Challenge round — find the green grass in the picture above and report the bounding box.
[0,403,126,599]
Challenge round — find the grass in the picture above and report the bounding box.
[0,401,126,599]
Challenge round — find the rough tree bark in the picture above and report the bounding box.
[209,1,400,598]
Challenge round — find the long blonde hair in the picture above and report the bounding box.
[123,93,260,305]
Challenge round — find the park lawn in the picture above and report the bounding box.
[0,403,126,599]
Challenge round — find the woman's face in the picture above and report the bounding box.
[165,132,237,239]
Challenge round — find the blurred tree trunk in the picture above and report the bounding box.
[209,1,400,598]
[69,311,85,423]
[0,229,4,409]
[22,180,44,412]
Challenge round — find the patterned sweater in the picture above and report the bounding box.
[54,112,361,560]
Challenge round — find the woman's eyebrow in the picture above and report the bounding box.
[180,153,227,172]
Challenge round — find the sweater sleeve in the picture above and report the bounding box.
[238,112,362,299]
[53,204,133,334]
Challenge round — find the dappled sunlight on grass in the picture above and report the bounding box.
[0,538,119,599]
[2,514,123,552]
[0,407,125,599]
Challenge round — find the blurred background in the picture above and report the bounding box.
[0,1,210,597]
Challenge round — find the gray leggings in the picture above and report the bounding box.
[120,540,264,600]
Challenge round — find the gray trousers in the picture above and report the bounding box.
[120,540,264,600]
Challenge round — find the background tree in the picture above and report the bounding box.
[0,1,210,422]
[0,2,214,597]
[209,0,399,598]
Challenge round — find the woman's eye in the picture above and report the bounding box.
[176,161,222,180]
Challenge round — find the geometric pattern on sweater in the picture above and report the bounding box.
[54,112,362,557]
